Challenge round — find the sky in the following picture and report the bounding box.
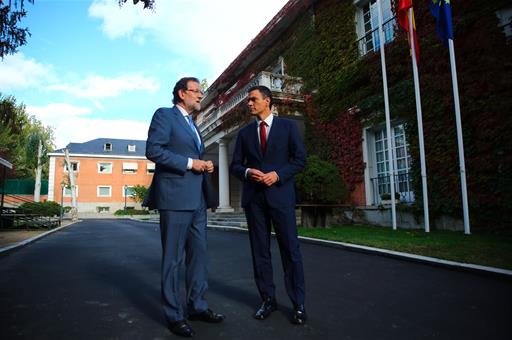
[0,0,288,149]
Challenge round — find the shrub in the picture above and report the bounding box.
[295,155,348,204]
[19,201,61,216]
[114,209,149,216]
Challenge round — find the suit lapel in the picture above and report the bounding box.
[172,106,201,151]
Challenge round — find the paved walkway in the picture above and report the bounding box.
[0,219,510,339]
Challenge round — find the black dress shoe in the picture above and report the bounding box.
[188,308,225,323]
[253,298,277,320]
[169,320,195,338]
[291,304,307,325]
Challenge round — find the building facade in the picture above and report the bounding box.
[197,0,512,228]
[47,138,154,213]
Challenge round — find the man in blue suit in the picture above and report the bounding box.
[230,85,307,325]
[146,77,224,338]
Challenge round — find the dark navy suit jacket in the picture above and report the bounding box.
[230,117,306,208]
[145,106,205,210]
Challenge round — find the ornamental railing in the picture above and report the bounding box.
[370,171,414,205]
[198,71,303,136]
[356,16,396,56]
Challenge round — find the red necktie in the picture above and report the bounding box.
[259,121,267,154]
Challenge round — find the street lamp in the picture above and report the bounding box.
[60,181,65,226]
[124,185,127,210]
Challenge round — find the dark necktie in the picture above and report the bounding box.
[259,121,267,154]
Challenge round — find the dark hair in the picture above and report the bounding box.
[172,77,200,105]
[248,85,273,109]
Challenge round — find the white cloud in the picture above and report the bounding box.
[26,103,92,122]
[48,74,160,99]
[88,0,289,81]
[26,103,149,149]
[54,117,149,149]
[0,53,52,90]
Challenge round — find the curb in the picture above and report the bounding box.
[0,220,81,255]
[204,224,512,279]
[126,219,512,279]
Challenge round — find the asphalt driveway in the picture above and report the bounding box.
[0,219,510,339]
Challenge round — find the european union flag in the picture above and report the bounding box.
[430,0,454,46]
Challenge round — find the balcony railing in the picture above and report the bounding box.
[370,172,414,206]
[356,16,396,56]
[198,71,303,136]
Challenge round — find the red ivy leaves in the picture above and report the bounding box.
[305,95,364,192]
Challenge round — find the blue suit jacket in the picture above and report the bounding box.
[230,117,306,208]
[145,106,205,210]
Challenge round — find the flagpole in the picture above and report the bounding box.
[448,38,471,235]
[377,0,397,230]
[408,9,430,233]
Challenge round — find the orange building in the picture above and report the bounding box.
[47,138,153,213]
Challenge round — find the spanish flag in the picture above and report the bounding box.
[398,0,419,62]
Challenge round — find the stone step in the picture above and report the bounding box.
[208,217,247,223]
[208,220,247,227]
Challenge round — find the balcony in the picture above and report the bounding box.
[356,16,396,56]
[370,172,415,206]
[198,71,303,141]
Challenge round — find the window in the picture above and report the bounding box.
[356,0,395,56]
[122,162,138,174]
[64,161,79,172]
[63,185,78,197]
[146,162,155,174]
[97,206,110,213]
[370,124,413,204]
[97,186,112,197]
[122,186,135,197]
[98,162,112,174]
[104,143,112,151]
[128,144,136,152]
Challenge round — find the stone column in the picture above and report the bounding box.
[217,138,234,212]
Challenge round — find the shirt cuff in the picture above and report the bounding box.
[187,158,193,170]
[244,168,250,179]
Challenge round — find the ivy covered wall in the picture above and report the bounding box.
[277,0,512,228]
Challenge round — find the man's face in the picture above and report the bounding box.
[179,81,203,112]
[247,89,270,117]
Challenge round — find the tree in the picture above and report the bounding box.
[0,93,55,179]
[118,0,155,9]
[0,0,34,58]
[200,78,209,93]
[130,184,148,204]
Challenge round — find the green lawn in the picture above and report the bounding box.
[297,225,512,270]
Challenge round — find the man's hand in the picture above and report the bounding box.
[247,168,265,182]
[204,160,214,173]
[261,171,279,187]
[191,159,207,173]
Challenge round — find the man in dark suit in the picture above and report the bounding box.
[146,77,224,338]
[230,85,307,325]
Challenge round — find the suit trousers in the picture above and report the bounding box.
[245,191,305,306]
[159,198,208,323]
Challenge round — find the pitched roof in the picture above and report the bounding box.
[53,138,146,157]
